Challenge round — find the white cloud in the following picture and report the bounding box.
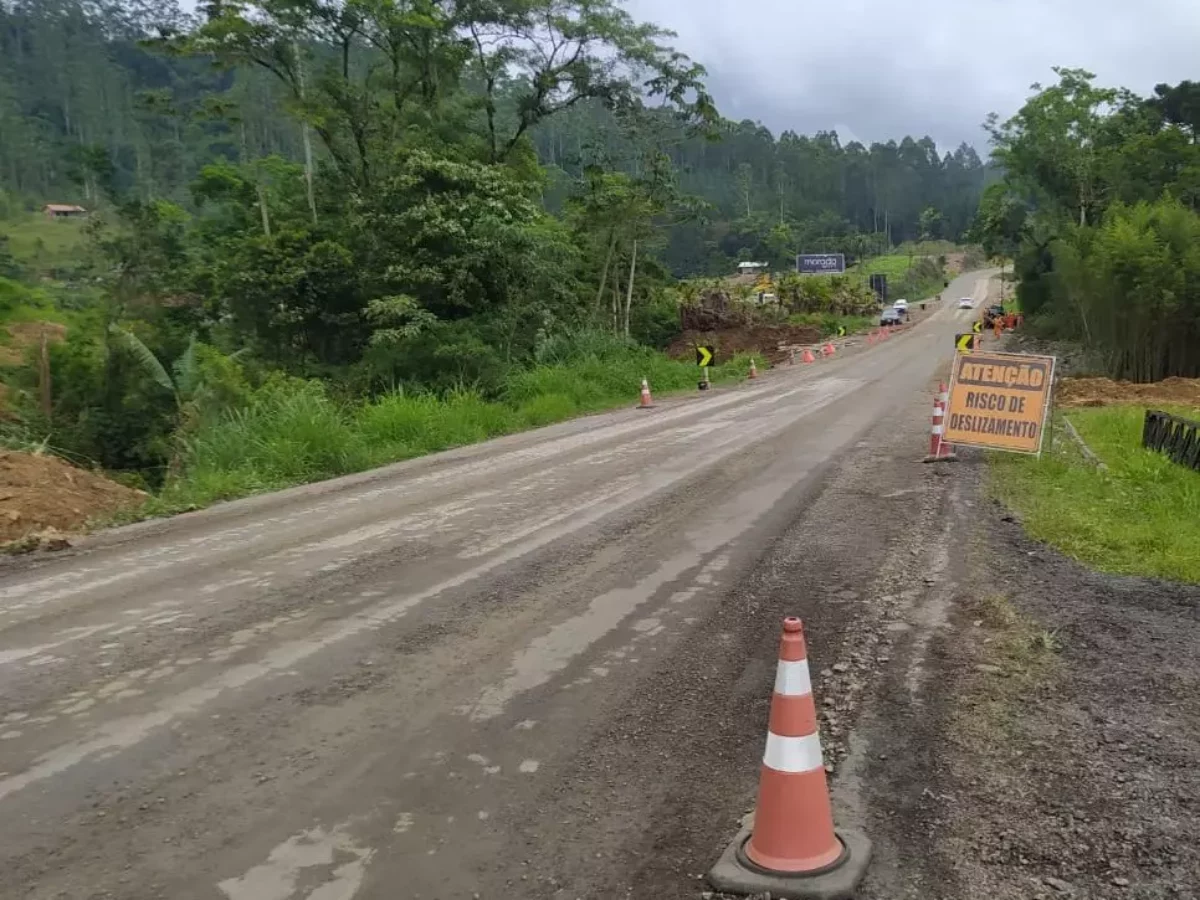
[625,0,1200,150]
[175,0,1200,152]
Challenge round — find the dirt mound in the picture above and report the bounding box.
[666,324,823,366]
[0,451,144,545]
[0,319,66,366]
[1058,376,1200,409]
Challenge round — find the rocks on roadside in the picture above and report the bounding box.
[1042,876,1074,893]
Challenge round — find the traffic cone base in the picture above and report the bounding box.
[708,826,871,900]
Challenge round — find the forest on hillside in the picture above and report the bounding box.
[975,69,1200,381]
[0,0,988,510]
[0,0,989,272]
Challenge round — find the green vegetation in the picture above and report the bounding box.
[0,214,94,280]
[850,252,949,303]
[0,0,985,520]
[972,70,1200,381]
[990,405,1200,583]
[787,312,877,337]
[132,339,750,516]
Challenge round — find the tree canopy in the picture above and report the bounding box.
[0,0,990,487]
[974,68,1200,381]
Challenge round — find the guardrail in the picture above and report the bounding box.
[1142,409,1200,472]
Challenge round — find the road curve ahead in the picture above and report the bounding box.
[0,271,993,900]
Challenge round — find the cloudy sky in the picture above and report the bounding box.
[624,0,1200,152]
[175,0,1199,154]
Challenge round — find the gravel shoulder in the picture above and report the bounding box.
[851,451,1200,900]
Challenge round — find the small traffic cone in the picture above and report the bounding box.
[867,331,877,345]
[709,617,871,898]
[638,377,654,410]
[801,348,816,365]
[822,342,835,357]
[749,358,759,379]
[923,383,957,462]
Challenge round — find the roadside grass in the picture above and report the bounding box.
[850,254,911,278]
[787,312,876,336]
[131,346,752,517]
[989,404,1200,583]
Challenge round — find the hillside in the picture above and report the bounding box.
[0,0,988,522]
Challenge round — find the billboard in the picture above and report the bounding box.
[797,253,846,275]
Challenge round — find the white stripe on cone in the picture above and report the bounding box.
[773,659,813,696]
[764,732,825,774]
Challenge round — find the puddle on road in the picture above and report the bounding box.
[217,822,374,900]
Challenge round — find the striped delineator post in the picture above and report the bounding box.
[709,618,871,899]
[923,382,957,462]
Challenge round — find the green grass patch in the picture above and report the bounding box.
[850,254,915,280]
[0,213,93,278]
[130,339,751,517]
[850,253,947,303]
[787,312,876,336]
[990,404,1200,583]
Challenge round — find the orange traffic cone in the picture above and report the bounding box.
[749,358,759,379]
[866,331,876,346]
[822,342,835,357]
[638,377,654,410]
[801,348,816,365]
[709,617,871,898]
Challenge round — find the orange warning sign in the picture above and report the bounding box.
[943,350,1056,454]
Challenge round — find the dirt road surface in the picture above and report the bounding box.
[1,275,994,900]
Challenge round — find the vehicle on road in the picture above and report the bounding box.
[880,308,904,327]
[958,298,974,309]
[892,299,908,311]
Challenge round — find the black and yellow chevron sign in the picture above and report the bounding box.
[956,333,976,354]
[972,320,983,334]
[695,345,714,367]
[836,325,847,337]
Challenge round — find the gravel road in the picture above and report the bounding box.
[0,273,993,900]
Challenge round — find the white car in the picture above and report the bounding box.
[892,299,908,310]
[958,298,974,309]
